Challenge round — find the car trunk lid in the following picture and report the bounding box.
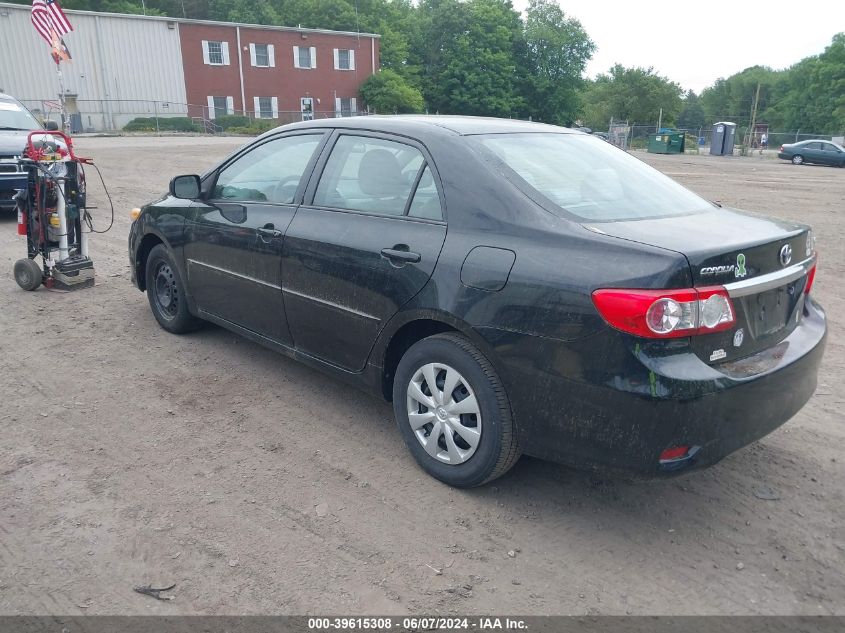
[585,207,815,364]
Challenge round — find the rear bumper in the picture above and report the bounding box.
[484,297,827,476]
[777,152,790,161]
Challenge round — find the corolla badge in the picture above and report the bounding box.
[699,252,747,278]
[780,244,792,267]
[735,253,747,278]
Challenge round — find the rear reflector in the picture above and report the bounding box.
[805,263,816,295]
[592,286,736,338]
[659,446,690,462]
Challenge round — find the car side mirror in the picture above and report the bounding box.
[44,120,60,131]
[170,174,201,199]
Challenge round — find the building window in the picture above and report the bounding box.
[208,41,223,64]
[335,97,357,117]
[254,96,278,119]
[250,43,275,67]
[202,40,229,65]
[207,96,234,119]
[334,48,355,71]
[294,46,316,69]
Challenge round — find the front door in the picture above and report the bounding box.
[820,142,843,166]
[184,132,326,344]
[282,132,447,371]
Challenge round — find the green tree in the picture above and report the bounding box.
[359,69,424,113]
[581,64,683,129]
[763,33,845,134]
[414,0,525,117]
[699,66,778,128]
[522,0,594,125]
[677,90,705,130]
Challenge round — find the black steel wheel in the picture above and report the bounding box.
[14,258,43,291]
[144,244,202,333]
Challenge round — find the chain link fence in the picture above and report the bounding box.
[16,98,370,134]
[604,123,843,154]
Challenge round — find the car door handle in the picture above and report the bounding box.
[381,247,421,263]
[257,226,282,239]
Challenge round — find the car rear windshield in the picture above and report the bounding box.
[472,133,713,222]
[0,100,40,131]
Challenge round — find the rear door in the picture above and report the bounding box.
[184,132,326,344]
[282,132,447,371]
[802,142,824,164]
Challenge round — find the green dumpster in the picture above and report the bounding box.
[647,132,685,154]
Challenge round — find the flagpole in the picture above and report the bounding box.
[56,58,68,133]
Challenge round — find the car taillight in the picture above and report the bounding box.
[592,286,736,338]
[805,264,816,295]
[779,145,784,152]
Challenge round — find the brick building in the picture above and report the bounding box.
[0,2,380,130]
[179,22,379,121]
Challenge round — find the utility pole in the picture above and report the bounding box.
[657,107,662,132]
[747,82,761,151]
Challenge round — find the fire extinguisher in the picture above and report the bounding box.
[17,208,27,236]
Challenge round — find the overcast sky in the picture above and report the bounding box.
[512,0,845,93]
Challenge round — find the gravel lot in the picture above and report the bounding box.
[1,136,843,615]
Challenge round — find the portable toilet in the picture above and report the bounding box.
[711,122,737,156]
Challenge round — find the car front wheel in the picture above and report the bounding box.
[393,333,520,487]
[792,154,804,165]
[144,244,202,334]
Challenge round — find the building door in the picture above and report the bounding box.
[301,97,314,121]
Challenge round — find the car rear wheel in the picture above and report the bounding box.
[393,333,520,487]
[145,244,202,334]
[791,154,804,165]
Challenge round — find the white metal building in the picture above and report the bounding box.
[0,2,188,130]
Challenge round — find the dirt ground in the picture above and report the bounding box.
[0,136,843,616]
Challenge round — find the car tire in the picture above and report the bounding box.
[791,154,804,165]
[393,332,520,487]
[144,244,202,334]
[14,258,42,291]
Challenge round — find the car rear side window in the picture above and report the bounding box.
[313,135,425,216]
[473,133,713,222]
[213,134,322,204]
[407,166,443,220]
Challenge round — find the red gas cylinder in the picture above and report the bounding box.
[17,209,27,236]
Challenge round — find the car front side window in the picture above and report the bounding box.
[212,134,322,204]
[312,135,425,216]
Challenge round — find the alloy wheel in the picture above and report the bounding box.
[406,363,482,465]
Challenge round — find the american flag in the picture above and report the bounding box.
[31,0,73,45]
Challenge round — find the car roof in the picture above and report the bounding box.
[0,93,19,103]
[274,115,580,138]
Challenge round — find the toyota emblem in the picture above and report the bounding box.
[779,244,792,267]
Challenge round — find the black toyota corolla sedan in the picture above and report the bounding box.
[129,116,826,486]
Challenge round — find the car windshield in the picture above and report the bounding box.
[472,132,713,222]
[0,100,41,130]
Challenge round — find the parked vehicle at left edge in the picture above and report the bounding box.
[778,139,845,166]
[0,93,61,212]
